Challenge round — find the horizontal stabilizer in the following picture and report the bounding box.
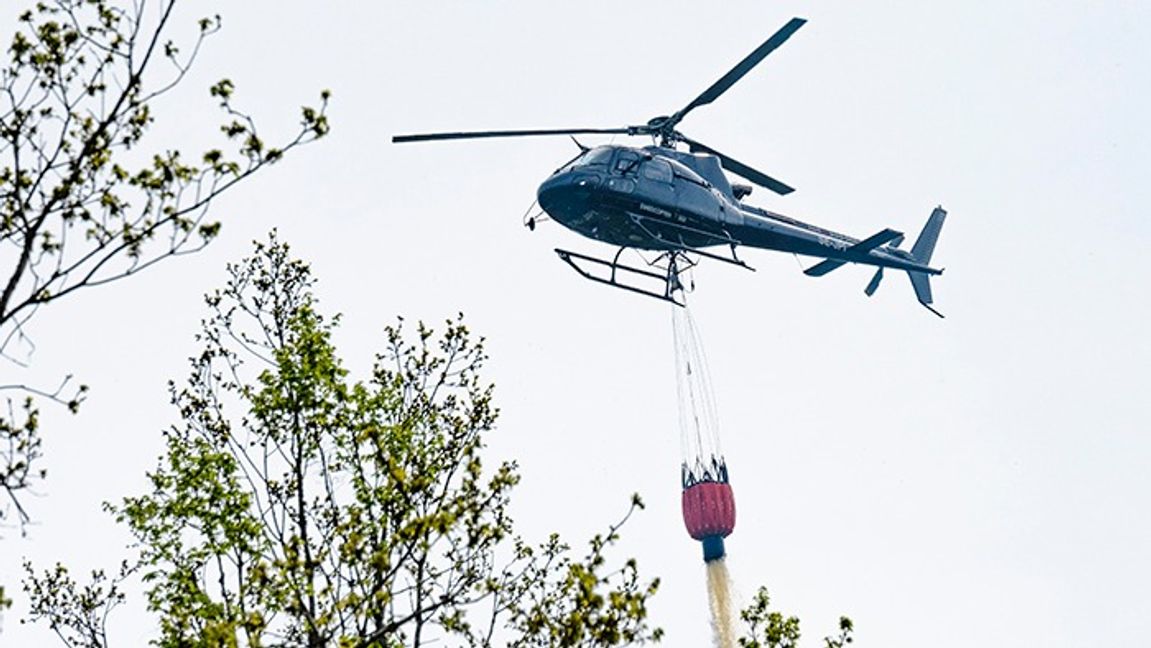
[804,258,847,277]
[804,228,904,277]
[854,228,904,252]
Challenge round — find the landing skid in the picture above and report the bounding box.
[556,248,686,305]
[555,245,754,306]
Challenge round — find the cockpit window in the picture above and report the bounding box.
[614,151,641,174]
[558,147,608,174]
[583,146,613,166]
[641,158,673,183]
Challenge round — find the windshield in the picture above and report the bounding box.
[581,146,613,166]
[559,146,614,174]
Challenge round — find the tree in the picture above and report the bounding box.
[1,0,329,526]
[738,587,853,648]
[23,234,662,647]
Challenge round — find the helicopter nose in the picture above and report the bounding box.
[538,172,600,221]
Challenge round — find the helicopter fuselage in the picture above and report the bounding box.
[537,144,933,275]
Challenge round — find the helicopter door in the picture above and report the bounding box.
[674,176,721,225]
[640,158,676,208]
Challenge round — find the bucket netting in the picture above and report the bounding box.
[673,302,728,488]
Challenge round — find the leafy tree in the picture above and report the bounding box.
[1,0,329,526]
[738,587,853,648]
[23,234,662,647]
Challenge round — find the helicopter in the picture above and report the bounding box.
[394,17,949,316]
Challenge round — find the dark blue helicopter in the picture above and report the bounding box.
[394,18,948,316]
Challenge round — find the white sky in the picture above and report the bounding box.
[3,1,1150,645]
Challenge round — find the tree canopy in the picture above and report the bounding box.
[23,234,663,647]
[1,0,329,526]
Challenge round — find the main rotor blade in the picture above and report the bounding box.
[393,127,631,143]
[668,17,806,129]
[684,137,795,195]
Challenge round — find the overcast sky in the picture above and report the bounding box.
[3,1,1150,645]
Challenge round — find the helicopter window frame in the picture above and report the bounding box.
[641,158,673,183]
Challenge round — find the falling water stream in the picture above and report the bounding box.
[707,559,737,648]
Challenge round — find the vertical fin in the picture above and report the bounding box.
[906,206,947,317]
[911,206,947,264]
